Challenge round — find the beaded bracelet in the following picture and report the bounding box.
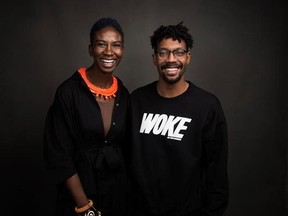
[75,199,93,214]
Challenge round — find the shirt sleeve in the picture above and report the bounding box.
[43,87,77,184]
[203,98,229,216]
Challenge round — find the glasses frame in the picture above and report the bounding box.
[156,48,188,60]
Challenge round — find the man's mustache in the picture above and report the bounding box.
[161,62,183,70]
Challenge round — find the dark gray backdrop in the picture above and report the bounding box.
[0,0,287,215]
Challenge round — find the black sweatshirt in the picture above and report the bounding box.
[129,81,228,216]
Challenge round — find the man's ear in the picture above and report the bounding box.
[187,51,192,64]
[152,53,157,65]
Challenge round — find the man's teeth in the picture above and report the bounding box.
[165,68,179,71]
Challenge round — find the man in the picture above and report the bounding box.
[129,22,228,216]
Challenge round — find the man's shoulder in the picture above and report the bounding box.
[189,81,216,97]
[188,82,222,107]
[131,81,157,97]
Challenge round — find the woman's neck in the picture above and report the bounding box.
[86,67,113,88]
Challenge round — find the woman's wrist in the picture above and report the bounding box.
[75,199,93,214]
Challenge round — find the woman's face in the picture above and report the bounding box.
[89,26,124,74]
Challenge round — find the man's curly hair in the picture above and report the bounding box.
[150,22,193,53]
[90,17,124,43]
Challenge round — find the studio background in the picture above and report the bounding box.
[0,0,286,215]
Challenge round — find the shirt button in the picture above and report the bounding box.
[104,140,108,144]
[116,103,119,106]
[112,122,116,126]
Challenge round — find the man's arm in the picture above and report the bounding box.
[203,99,229,216]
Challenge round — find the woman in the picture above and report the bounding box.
[44,17,130,216]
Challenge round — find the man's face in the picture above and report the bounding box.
[153,38,191,84]
[89,26,124,74]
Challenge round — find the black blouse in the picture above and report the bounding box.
[43,71,130,198]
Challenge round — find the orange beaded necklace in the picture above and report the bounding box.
[78,67,118,99]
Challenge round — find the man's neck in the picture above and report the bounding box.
[157,79,189,98]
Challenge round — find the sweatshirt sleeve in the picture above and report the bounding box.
[43,87,77,184]
[203,98,229,216]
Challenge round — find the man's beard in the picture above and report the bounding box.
[162,72,182,84]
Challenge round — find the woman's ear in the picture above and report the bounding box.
[88,44,93,57]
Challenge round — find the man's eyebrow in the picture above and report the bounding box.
[94,40,123,43]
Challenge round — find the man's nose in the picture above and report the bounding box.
[166,51,176,61]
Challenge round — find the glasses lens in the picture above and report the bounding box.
[158,50,169,59]
[174,49,186,57]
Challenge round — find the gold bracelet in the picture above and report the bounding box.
[74,199,93,214]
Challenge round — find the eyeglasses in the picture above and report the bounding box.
[156,48,188,59]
